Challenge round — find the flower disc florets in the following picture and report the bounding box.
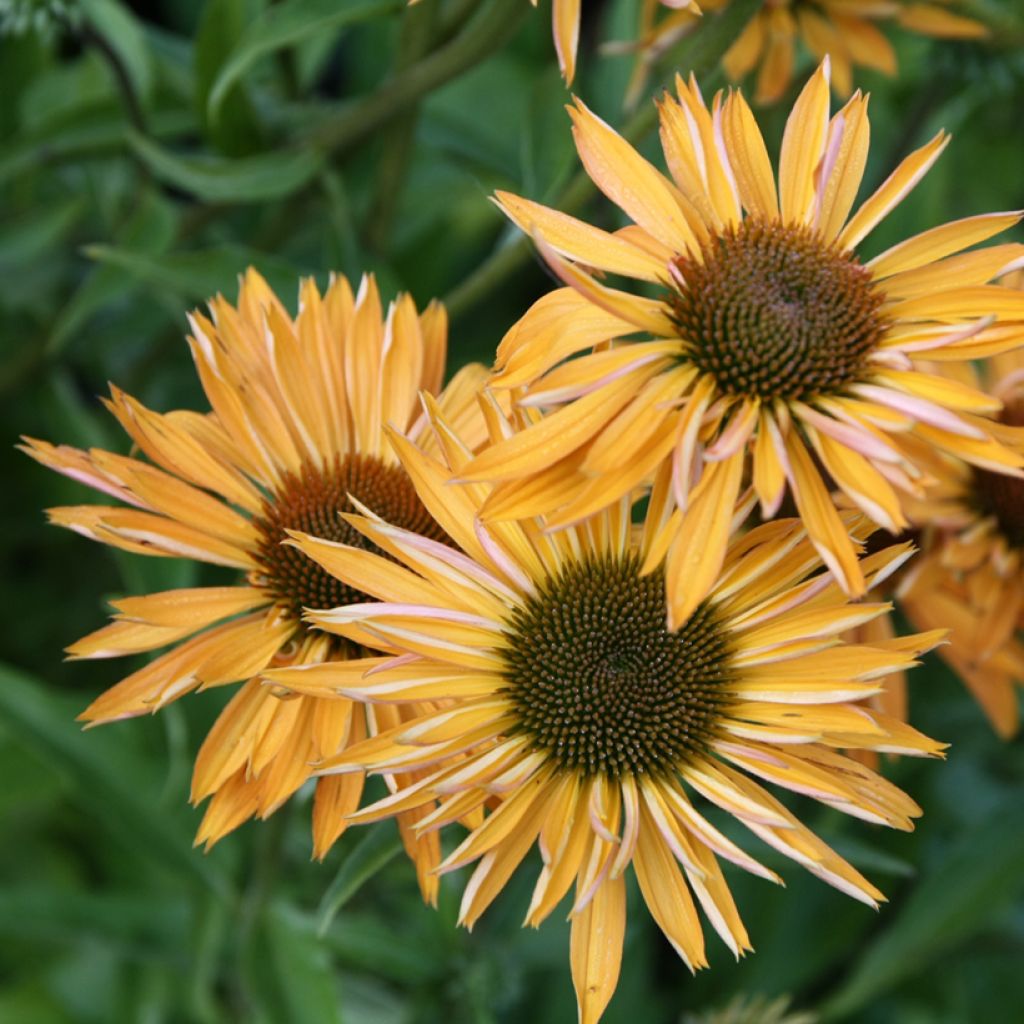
[254,454,446,620]
[971,400,1024,549]
[501,553,733,777]
[672,218,887,401]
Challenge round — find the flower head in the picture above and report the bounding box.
[270,401,944,1024]
[465,60,1024,628]
[22,268,487,887]
[719,0,987,105]
[893,291,1024,737]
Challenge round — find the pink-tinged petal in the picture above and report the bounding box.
[705,400,759,462]
[851,383,986,438]
[793,403,903,463]
[474,521,535,595]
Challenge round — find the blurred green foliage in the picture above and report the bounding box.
[2,1,1024,1021]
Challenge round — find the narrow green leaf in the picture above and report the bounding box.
[83,242,307,305]
[316,821,403,936]
[0,198,85,269]
[207,0,403,125]
[821,795,1024,1019]
[0,662,230,899]
[244,904,343,1024]
[80,0,154,101]
[126,130,321,203]
[47,189,178,355]
[0,110,196,188]
[194,0,264,156]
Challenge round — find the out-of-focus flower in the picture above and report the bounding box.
[463,60,1024,629]
[269,400,944,1024]
[683,992,817,1024]
[894,282,1024,737]
[22,269,488,894]
[713,0,987,104]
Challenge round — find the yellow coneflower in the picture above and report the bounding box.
[463,60,1024,629]
[891,296,1024,737]
[716,0,987,104]
[265,401,943,1024]
[21,268,487,892]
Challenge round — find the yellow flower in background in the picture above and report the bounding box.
[718,0,987,104]
[892,284,1024,737]
[465,60,1024,630]
[266,400,944,1024]
[21,268,488,893]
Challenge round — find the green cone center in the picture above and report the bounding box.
[671,218,887,401]
[500,553,733,777]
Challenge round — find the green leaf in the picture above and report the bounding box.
[0,662,230,900]
[246,903,343,1024]
[83,242,308,304]
[821,795,1024,1019]
[126,129,321,203]
[0,886,186,956]
[0,198,85,269]
[207,0,404,125]
[0,110,196,188]
[316,821,403,935]
[194,0,264,156]
[80,0,154,102]
[47,189,178,355]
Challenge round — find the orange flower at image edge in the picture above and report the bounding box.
[468,59,1024,630]
[263,401,946,1024]
[895,279,1024,737]
[21,269,489,895]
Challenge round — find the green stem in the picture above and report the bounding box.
[308,0,528,156]
[365,0,441,252]
[443,0,764,321]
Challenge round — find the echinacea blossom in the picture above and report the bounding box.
[463,60,1024,629]
[893,293,1024,737]
[265,400,944,1024]
[22,269,488,895]
[718,0,986,104]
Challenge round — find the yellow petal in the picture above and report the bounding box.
[495,191,667,281]
[568,97,698,254]
[571,874,626,1024]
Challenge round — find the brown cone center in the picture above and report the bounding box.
[971,400,1024,549]
[253,454,447,622]
[670,218,887,402]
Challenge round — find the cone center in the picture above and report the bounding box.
[253,454,447,623]
[671,218,886,401]
[500,553,733,777]
[971,400,1024,549]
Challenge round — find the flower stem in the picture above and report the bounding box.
[309,0,528,157]
[443,0,764,322]
[365,0,441,252]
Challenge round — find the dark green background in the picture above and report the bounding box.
[2,1,1024,1021]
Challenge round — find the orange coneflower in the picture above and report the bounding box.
[265,400,943,1024]
[719,0,986,104]
[462,60,1024,629]
[22,268,487,893]
[892,295,1024,736]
